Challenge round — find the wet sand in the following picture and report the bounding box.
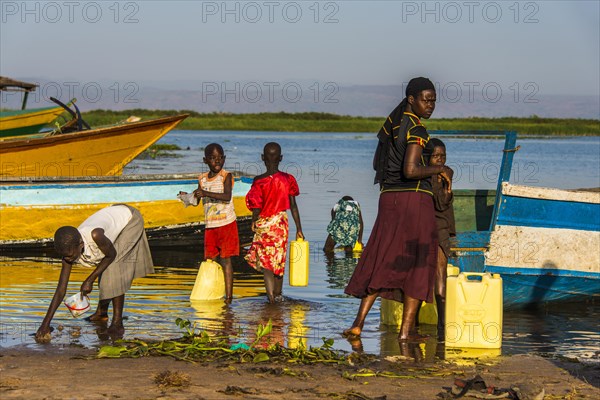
[1,346,598,399]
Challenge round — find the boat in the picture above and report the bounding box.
[0,114,188,177]
[0,173,253,251]
[445,131,600,308]
[0,105,68,139]
[0,77,67,138]
[483,183,599,308]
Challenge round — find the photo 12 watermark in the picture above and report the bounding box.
[0,81,140,105]
[399,1,540,24]
[447,161,539,185]
[200,1,340,23]
[200,81,339,104]
[400,81,540,104]
[1,1,140,24]
[1,159,131,178]
[204,161,341,186]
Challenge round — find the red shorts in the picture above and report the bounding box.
[204,221,240,259]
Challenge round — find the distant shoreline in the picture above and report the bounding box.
[82,110,600,136]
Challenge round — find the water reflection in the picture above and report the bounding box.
[1,254,598,364]
[324,252,358,293]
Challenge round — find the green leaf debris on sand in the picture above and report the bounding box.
[96,319,352,365]
[94,319,469,386]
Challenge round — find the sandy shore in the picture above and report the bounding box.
[1,345,598,400]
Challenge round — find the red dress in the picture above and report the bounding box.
[244,172,300,276]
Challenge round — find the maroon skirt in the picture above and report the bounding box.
[344,191,438,303]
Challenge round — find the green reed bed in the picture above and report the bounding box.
[82,110,600,136]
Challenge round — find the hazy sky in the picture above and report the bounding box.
[1,0,599,97]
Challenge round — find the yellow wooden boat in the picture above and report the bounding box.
[0,173,252,249]
[0,105,67,138]
[0,77,69,138]
[0,114,188,177]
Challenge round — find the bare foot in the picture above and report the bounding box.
[342,326,362,338]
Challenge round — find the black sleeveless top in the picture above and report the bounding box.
[376,111,433,195]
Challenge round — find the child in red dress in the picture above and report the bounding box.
[245,142,304,303]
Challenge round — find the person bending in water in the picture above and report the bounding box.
[35,204,154,341]
[244,142,304,303]
[323,196,364,254]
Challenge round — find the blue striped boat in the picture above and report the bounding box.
[0,174,254,250]
[484,183,600,308]
[446,131,600,308]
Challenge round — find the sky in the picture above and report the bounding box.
[1,1,599,110]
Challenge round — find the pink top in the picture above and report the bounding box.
[245,172,300,217]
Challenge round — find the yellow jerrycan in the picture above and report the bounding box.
[352,241,363,259]
[289,238,309,286]
[190,259,225,301]
[445,272,503,349]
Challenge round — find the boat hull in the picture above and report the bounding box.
[0,105,65,138]
[0,114,188,177]
[0,174,252,249]
[451,183,600,308]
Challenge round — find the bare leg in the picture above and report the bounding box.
[343,291,378,337]
[221,257,234,302]
[274,274,283,301]
[86,299,110,321]
[399,294,424,341]
[263,269,276,303]
[323,234,335,253]
[107,294,125,336]
[435,247,448,341]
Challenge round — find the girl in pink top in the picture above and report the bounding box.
[245,142,304,303]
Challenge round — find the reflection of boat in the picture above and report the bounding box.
[0,173,252,250]
[0,114,188,177]
[0,77,66,138]
[446,131,600,308]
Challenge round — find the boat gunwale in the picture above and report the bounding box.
[0,114,189,150]
[0,173,252,188]
[0,105,64,119]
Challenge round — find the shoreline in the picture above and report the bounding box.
[79,111,600,136]
[1,345,598,399]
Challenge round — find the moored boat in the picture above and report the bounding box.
[0,114,188,177]
[0,77,68,138]
[0,105,67,138]
[446,131,600,307]
[0,173,253,250]
[483,183,600,308]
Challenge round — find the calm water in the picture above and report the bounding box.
[1,132,599,364]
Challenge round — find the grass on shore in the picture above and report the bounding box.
[81,110,600,136]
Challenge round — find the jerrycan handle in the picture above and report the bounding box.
[459,272,489,282]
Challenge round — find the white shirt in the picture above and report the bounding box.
[77,205,133,267]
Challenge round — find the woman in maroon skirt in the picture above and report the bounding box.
[343,77,453,341]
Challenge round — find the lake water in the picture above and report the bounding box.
[1,131,599,364]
